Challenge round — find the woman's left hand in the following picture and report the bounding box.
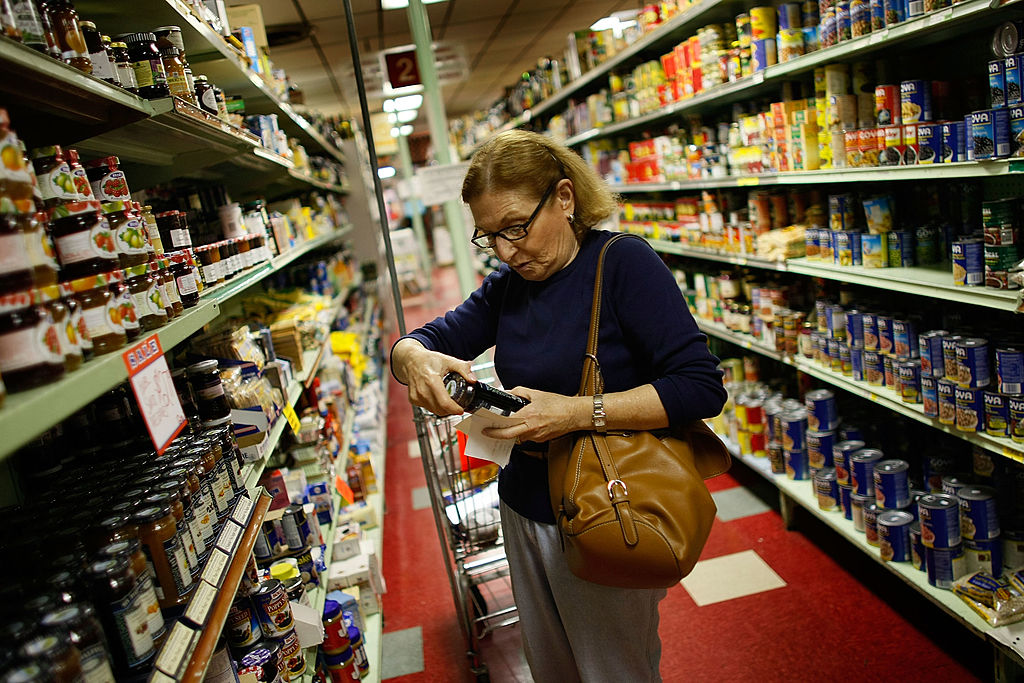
[480,387,587,443]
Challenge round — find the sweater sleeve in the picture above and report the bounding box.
[604,236,727,424]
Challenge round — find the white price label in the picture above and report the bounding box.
[184,581,218,627]
[122,335,186,454]
[201,549,230,586]
[216,522,243,554]
[231,495,254,525]
[155,622,196,677]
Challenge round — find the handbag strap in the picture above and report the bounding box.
[579,233,634,397]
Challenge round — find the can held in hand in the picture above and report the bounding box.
[919,493,961,549]
[874,459,911,509]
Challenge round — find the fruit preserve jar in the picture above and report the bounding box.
[67,272,125,355]
[0,289,65,391]
[125,264,166,332]
[49,202,119,280]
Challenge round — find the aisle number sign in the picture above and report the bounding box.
[122,334,186,455]
[384,48,421,91]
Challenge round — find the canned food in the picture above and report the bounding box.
[911,521,924,570]
[956,386,985,433]
[956,338,990,389]
[970,107,1011,159]
[767,441,786,474]
[833,439,866,486]
[938,379,957,425]
[958,485,1000,541]
[785,448,810,480]
[851,449,883,496]
[917,123,942,164]
[884,355,896,389]
[865,350,885,385]
[919,493,961,548]
[814,467,840,511]
[1004,530,1024,569]
[878,510,914,562]
[926,544,966,589]
[851,492,876,532]
[923,453,955,494]
[964,538,1003,577]
[875,84,900,126]
[751,38,777,71]
[997,347,1024,395]
[840,484,854,520]
[919,330,948,378]
[252,579,294,638]
[781,408,808,451]
[274,628,306,679]
[942,335,964,381]
[851,342,865,381]
[900,80,931,123]
[887,231,914,268]
[922,375,939,418]
[862,313,878,351]
[828,339,843,372]
[805,389,837,431]
[942,473,972,498]
[226,596,262,648]
[840,342,853,375]
[941,121,965,162]
[862,233,888,267]
[1010,396,1024,443]
[807,430,835,469]
[877,315,894,356]
[750,6,778,38]
[874,459,911,510]
[896,359,921,404]
[865,502,881,546]
[985,391,1009,437]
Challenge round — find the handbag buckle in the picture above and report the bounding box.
[607,479,628,500]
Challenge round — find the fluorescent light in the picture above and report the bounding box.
[393,94,422,111]
[400,124,413,135]
[590,12,637,35]
[387,113,398,123]
[381,0,445,9]
[396,109,417,123]
[383,99,396,112]
[377,166,396,178]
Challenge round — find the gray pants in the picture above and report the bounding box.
[499,501,666,682]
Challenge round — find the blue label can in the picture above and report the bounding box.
[840,484,854,520]
[971,107,1011,158]
[873,459,911,509]
[985,390,1009,437]
[777,2,801,28]
[851,448,884,496]
[870,0,885,28]
[780,407,808,451]
[1011,106,1024,157]
[865,350,885,385]
[917,122,942,164]
[892,318,917,359]
[951,239,984,287]
[841,424,863,441]
[887,230,915,268]
[956,337,990,389]
[942,473,971,498]
[884,355,897,388]
[997,347,1024,395]
[828,339,842,372]
[958,485,1000,541]
[785,448,810,480]
[990,59,1007,108]
[751,38,777,72]
[845,309,864,346]
[965,114,975,160]
[1011,396,1024,444]
[965,538,1003,577]
[865,503,881,547]
[814,467,840,511]
[877,315,894,356]
[910,521,924,570]
[942,335,964,381]
[805,388,837,431]
[851,342,865,381]
[919,330,949,378]
[851,492,876,532]
[862,312,879,351]
[922,375,939,417]
[878,510,914,562]
[926,544,966,589]
[806,429,836,469]
[833,439,866,486]
[899,79,931,121]
[923,453,956,493]
[955,386,985,433]
[919,493,961,548]
[897,359,922,404]
[941,121,966,163]
[826,304,846,340]
[938,379,957,425]
[1006,54,1023,106]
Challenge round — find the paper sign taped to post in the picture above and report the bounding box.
[454,412,521,468]
[414,162,470,204]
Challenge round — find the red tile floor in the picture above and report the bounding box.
[378,266,991,682]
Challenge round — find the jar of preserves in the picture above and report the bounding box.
[188,359,230,423]
[19,632,84,683]
[101,201,148,268]
[96,538,166,650]
[80,22,117,85]
[0,213,36,295]
[30,146,77,208]
[195,244,223,286]
[197,434,234,513]
[125,264,166,332]
[108,41,136,93]
[35,0,63,60]
[132,504,193,608]
[236,235,252,271]
[158,258,182,317]
[64,294,90,360]
[160,46,192,102]
[13,0,47,55]
[84,555,155,674]
[121,32,167,99]
[153,25,184,55]
[84,157,131,203]
[162,469,207,562]
[193,74,218,116]
[168,251,199,308]
[67,272,125,355]
[211,425,244,493]
[50,0,90,73]
[49,203,119,279]
[40,604,117,683]
[0,289,65,391]
[37,286,80,372]
[187,441,229,520]
[64,149,91,201]
[184,248,203,294]
[155,210,192,251]
[173,452,216,547]
[137,204,162,258]
[171,366,199,426]
[108,274,139,342]
[21,212,60,287]
[142,489,197,578]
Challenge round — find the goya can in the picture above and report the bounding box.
[958,485,1000,541]
[873,459,911,509]
[785,448,810,480]
[806,429,835,469]
[919,493,961,548]
[839,342,853,376]
[845,309,864,346]
[941,473,971,498]
[919,330,948,377]
[952,239,984,287]
[910,521,924,570]
[828,339,842,372]
[851,342,865,381]
[923,453,956,492]
[805,389,837,431]
[900,80,931,122]
[851,492,876,532]
[922,375,939,417]
[767,441,786,474]
[883,355,896,389]
[861,312,878,351]
[840,484,854,520]
[1010,396,1024,444]
[942,334,964,381]
[896,359,922,404]
[956,337,990,389]
[833,439,866,486]
[865,350,885,385]
[964,538,1003,577]
[851,448,884,496]
[926,544,966,589]
[865,502,881,547]
[226,596,262,648]
[985,390,1009,437]
[781,407,808,451]
[252,578,294,638]
[878,510,914,562]
[814,467,840,511]
[887,231,915,268]
[955,386,985,433]
[997,347,1024,395]
[937,378,957,425]
[877,315,894,356]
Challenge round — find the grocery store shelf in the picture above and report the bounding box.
[648,238,787,271]
[696,318,1024,463]
[0,227,352,462]
[785,258,1023,313]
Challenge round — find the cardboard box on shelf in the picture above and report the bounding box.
[226,4,269,48]
[332,523,362,562]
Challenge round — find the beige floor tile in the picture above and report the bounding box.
[681,549,786,606]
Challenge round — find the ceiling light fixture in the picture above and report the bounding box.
[378,166,397,178]
[393,94,422,111]
[396,110,417,123]
[590,12,638,36]
[381,0,446,9]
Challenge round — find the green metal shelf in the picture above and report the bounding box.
[695,318,1024,464]
[648,238,788,271]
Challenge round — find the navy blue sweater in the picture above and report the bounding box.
[403,230,727,523]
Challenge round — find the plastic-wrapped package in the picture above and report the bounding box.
[954,571,1024,626]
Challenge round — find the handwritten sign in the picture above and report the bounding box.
[122,335,186,454]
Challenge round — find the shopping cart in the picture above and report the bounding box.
[412,367,519,682]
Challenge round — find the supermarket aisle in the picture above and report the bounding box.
[378,266,989,682]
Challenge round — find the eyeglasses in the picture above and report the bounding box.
[470,181,558,249]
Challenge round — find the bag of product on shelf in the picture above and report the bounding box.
[954,570,1024,626]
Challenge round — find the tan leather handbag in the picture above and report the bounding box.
[547,234,730,589]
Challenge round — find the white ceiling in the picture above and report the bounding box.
[242,0,634,132]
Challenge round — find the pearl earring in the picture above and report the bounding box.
[567,214,574,224]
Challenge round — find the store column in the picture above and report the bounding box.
[406,0,476,298]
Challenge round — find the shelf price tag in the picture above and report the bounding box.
[737,177,760,186]
[283,402,302,435]
[122,335,186,455]
[155,621,197,678]
[231,495,254,526]
[201,548,230,586]
[216,521,243,554]
[184,581,218,627]
[1004,447,1024,464]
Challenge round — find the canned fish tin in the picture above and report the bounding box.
[971,108,1011,158]
[865,503,881,546]
[878,510,914,562]
[806,430,836,469]
[851,492,875,532]
[942,335,963,381]
[877,315,894,356]
[997,347,1024,395]
[956,338,990,389]
[226,596,262,648]
[985,391,1010,437]
[851,449,883,496]
[865,350,885,385]
[919,330,948,377]
[897,360,922,404]
[851,342,865,381]
[917,123,942,164]
[767,441,786,474]
[862,313,879,351]
[964,538,1003,577]
[887,231,914,268]
[805,389,837,431]
[990,59,1007,108]
[938,379,957,425]
[919,493,961,548]
[834,439,866,486]
[922,375,939,417]
[875,84,900,126]
[959,485,1000,541]
[874,459,911,509]
[900,80,931,123]
[911,521,924,570]
[1011,396,1024,443]
[785,448,810,480]
[956,386,985,433]
[951,239,984,287]
[926,544,966,589]
[815,467,840,511]
[941,121,966,163]
[252,579,294,638]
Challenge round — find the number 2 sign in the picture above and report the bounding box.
[384,49,422,90]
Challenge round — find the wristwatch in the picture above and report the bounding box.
[592,394,607,433]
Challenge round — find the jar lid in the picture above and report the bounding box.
[96,513,130,531]
[323,599,341,620]
[29,145,61,159]
[33,285,61,304]
[0,290,37,315]
[40,604,83,630]
[144,490,177,506]
[188,359,219,374]
[155,210,178,218]
[154,25,182,33]
[270,561,299,581]
[169,251,188,265]
[121,32,157,44]
[20,634,67,660]
[131,504,171,524]
[85,555,128,577]
[98,539,137,560]
[80,20,96,29]
[61,270,120,294]
[160,45,181,57]
[111,41,127,48]
[254,578,283,595]
[1,662,50,683]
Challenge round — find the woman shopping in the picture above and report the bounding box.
[390,129,727,681]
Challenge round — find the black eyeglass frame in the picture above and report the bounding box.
[470,180,560,249]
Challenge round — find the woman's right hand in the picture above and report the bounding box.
[391,338,476,416]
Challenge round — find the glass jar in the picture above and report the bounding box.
[67,272,125,355]
[198,434,234,514]
[138,204,162,258]
[162,469,207,562]
[50,0,90,73]
[236,235,252,270]
[132,503,193,608]
[21,212,60,288]
[153,25,184,55]
[109,41,136,93]
[0,213,35,295]
[155,210,192,251]
[168,251,199,308]
[38,286,80,372]
[160,46,193,102]
[173,452,216,547]
[159,258,182,317]
[142,489,197,578]
[19,632,84,683]
[84,156,131,203]
[64,149,92,201]
[109,275,139,342]
[39,604,117,683]
[80,20,115,84]
[35,0,63,60]
[84,555,155,675]
[14,0,47,54]
[188,359,231,423]
[0,289,65,391]
[101,201,147,269]
[188,442,226,531]
[121,32,167,99]
[193,74,218,116]
[49,203,119,280]
[96,538,167,650]
[64,294,90,360]
[30,145,76,209]
[125,264,165,332]
[185,249,203,294]
[195,244,223,286]
[211,425,244,494]
[213,83,229,122]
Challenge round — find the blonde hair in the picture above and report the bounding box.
[461,129,619,238]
